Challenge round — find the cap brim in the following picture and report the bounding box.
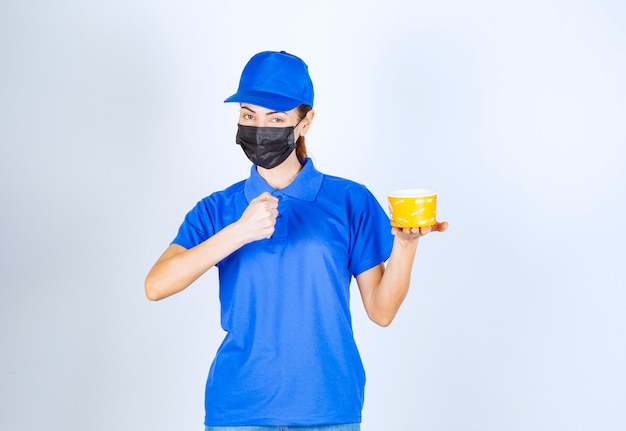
[224,90,303,112]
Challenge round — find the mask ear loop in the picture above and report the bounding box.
[291,118,303,140]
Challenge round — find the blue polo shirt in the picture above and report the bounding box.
[172,159,394,426]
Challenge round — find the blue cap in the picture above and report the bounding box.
[224,51,314,112]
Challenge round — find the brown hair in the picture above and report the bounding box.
[295,104,313,160]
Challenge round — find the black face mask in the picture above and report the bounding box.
[236,124,297,169]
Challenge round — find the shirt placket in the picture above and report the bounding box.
[271,191,288,240]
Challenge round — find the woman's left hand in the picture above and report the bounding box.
[392,221,449,240]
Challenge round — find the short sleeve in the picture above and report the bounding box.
[348,186,394,276]
[171,198,217,250]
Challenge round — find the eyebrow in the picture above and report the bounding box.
[241,105,286,116]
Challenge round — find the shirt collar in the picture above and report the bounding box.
[244,158,323,202]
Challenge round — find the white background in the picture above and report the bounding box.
[1,1,625,430]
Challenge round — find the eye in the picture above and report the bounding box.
[270,116,285,123]
[242,113,253,120]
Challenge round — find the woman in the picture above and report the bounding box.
[145,50,448,431]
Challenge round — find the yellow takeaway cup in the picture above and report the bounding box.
[387,189,438,228]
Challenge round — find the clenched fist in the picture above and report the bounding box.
[237,192,280,242]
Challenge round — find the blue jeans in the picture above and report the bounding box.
[205,424,360,431]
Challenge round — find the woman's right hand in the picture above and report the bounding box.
[236,191,279,242]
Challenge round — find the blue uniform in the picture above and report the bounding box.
[172,159,394,426]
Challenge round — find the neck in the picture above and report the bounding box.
[257,154,303,190]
